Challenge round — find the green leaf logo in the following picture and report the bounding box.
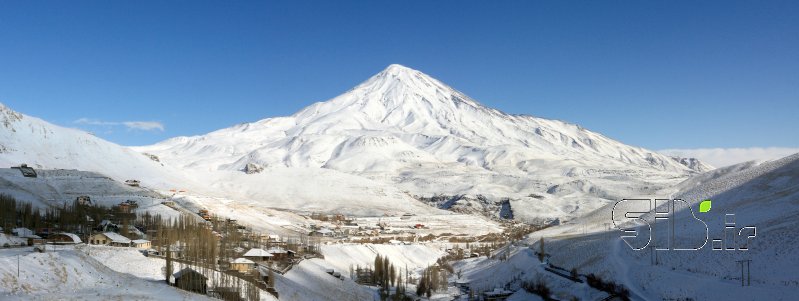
[699,199,712,213]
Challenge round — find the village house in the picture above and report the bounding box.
[173,268,207,294]
[26,234,45,246]
[131,239,151,249]
[483,288,513,301]
[229,258,256,273]
[49,233,82,245]
[12,164,37,177]
[243,248,273,262]
[34,227,59,238]
[89,232,131,247]
[76,195,92,206]
[266,247,295,260]
[312,227,334,237]
[118,202,131,213]
[12,227,34,237]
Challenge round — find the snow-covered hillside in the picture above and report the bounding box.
[0,102,446,217]
[472,152,799,300]
[0,168,177,215]
[0,104,198,191]
[0,246,214,300]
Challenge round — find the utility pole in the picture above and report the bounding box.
[736,259,751,286]
[649,245,660,265]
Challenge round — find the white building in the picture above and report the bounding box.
[131,239,152,249]
[12,227,34,237]
[243,248,273,262]
[89,232,131,247]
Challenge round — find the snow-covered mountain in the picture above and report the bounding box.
[138,64,707,220]
[144,64,701,174]
[0,64,711,220]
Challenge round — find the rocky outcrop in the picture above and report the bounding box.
[245,162,264,174]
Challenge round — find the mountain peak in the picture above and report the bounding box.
[381,64,416,75]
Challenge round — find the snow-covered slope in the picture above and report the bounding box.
[138,64,706,220]
[0,168,161,206]
[0,103,198,191]
[0,103,444,217]
[497,152,799,300]
[0,247,214,300]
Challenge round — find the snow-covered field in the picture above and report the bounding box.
[275,243,446,301]
[0,245,215,300]
[68,242,444,301]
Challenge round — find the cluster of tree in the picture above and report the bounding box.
[308,212,349,223]
[158,213,262,301]
[208,265,261,301]
[0,194,116,237]
[505,223,544,241]
[416,265,448,298]
[585,273,631,300]
[372,254,411,300]
[521,278,554,300]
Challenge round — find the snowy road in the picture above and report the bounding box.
[610,237,650,301]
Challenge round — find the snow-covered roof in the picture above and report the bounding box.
[173,267,206,279]
[316,228,334,234]
[266,247,288,254]
[484,288,513,296]
[232,247,245,253]
[131,239,150,244]
[243,248,273,257]
[231,258,255,264]
[101,232,131,244]
[56,233,82,243]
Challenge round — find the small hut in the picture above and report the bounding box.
[229,258,255,273]
[131,239,151,249]
[173,268,207,294]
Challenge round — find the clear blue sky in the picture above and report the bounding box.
[1,1,796,148]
